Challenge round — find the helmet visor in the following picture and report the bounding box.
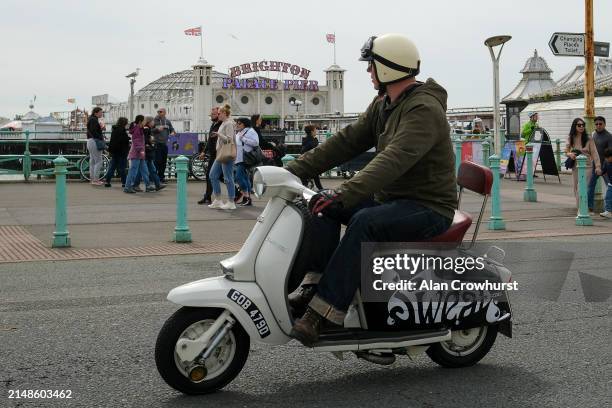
[359,36,377,61]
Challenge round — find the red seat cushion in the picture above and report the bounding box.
[426,210,473,244]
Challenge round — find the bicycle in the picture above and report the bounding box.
[79,153,110,182]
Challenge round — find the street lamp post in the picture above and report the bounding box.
[290,99,303,130]
[125,68,140,120]
[484,35,511,156]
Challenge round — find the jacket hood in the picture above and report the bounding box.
[129,123,140,134]
[413,78,448,111]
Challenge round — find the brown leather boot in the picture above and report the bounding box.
[288,284,317,316]
[290,307,323,346]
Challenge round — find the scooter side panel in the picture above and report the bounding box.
[223,197,289,282]
[254,205,303,335]
[167,276,291,345]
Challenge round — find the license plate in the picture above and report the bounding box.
[227,289,271,338]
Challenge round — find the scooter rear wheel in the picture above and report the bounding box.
[426,325,497,368]
[155,307,250,394]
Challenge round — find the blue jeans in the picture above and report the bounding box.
[134,160,160,188]
[124,159,149,191]
[307,199,452,324]
[605,182,612,212]
[235,163,251,194]
[209,159,235,199]
[105,154,127,185]
[587,167,610,209]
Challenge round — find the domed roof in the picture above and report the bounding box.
[520,49,553,74]
[21,111,41,121]
[503,50,556,102]
[135,69,228,99]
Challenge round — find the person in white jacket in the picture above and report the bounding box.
[234,117,259,206]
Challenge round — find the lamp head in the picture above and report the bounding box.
[484,35,511,48]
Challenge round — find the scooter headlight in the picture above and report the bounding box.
[253,169,267,198]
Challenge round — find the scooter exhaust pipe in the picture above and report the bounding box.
[188,365,208,382]
[355,351,396,366]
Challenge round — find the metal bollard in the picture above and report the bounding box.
[454,138,462,177]
[52,156,71,247]
[555,139,561,171]
[173,156,192,242]
[23,130,32,181]
[482,140,490,167]
[523,143,537,202]
[488,155,506,230]
[575,155,593,226]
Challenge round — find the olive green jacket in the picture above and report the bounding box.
[287,78,457,221]
[521,120,537,144]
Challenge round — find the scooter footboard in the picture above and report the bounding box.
[167,276,290,345]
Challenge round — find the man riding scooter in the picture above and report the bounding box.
[286,33,457,346]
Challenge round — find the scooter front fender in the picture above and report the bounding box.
[167,276,291,346]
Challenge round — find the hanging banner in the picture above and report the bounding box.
[167,133,198,155]
[460,140,484,165]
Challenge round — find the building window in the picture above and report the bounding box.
[265,96,273,105]
[216,95,224,103]
[333,80,337,89]
[154,103,158,109]
[339,80,343,89]
[241,96,249,104]
[141,104,144,109]
[312,97,320,106]
[289,96,296,104]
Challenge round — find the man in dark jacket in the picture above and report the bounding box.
[104,117,130,187]
[287,33,456,346]
[198,107,222,204]
[152,108,175,183]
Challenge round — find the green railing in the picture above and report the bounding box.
[0,130,209,181]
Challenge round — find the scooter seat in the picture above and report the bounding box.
[426,210,472,245]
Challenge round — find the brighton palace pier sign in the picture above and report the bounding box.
[222,60,319,91]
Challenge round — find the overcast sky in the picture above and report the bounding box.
[1,0,611,119]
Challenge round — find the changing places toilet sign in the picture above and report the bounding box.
[549,32,585,57]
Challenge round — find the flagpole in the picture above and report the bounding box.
[200,25,203,60]
[333,32,336,65]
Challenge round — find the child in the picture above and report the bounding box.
[600,148,612,218]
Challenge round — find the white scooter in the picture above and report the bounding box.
[155,163,513,395]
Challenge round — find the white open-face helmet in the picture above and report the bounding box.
[359,33,421,84]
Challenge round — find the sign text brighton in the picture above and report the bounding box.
[229,61,311,79]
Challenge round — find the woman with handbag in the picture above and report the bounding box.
[208,104,237,210]
[565,118,601,210]
[234,117,260,207]
[86,107,106,185]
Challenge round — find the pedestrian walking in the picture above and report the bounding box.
[587,116,612,210]
[234,117,259,206]
[124,115,153,194]
[565,118,601,211]
[300,125,323,190]
[143,116,165,191]
[86,107,106,185]
[208,104,237,210]
[600,148,612,219]
[198,107,221,204]
[104,117,130,187]
[152,108,175,183]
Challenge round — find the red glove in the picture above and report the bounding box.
[308,189,343,217]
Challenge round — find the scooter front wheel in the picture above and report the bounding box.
[155,307,250,394]
[426,325,497,368]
